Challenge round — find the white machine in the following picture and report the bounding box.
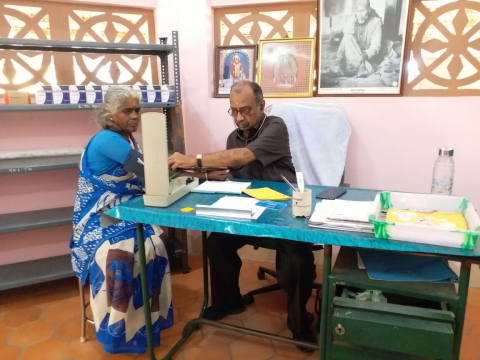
[141,112,198,207]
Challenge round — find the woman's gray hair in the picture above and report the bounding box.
[95,86,140,130]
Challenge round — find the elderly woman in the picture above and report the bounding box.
[70,86,172,354]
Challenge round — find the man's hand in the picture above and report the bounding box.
[168,152,195,171]
[207,170,230,181]
[362,51,369,61]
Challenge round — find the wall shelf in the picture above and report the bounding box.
[0,31,189,289]
[0,102,176,112]
[0,37,174,56]
[0,155,80,174]
[0,255,73,291]
[0,207,73,234]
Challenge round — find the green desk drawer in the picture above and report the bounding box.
[331,342,426,360]
[332,297,455,359]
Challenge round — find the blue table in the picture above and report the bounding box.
[107,181,479,360]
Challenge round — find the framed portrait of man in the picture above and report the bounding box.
[258,38,316,98]
[214,45,257,98]
[317,0,412,95]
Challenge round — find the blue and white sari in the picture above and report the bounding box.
[70,137,173,354]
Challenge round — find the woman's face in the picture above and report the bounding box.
[111,97,141,134]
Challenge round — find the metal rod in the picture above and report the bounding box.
[453,259,472,358]
[161,231,210,360]
[78,279,87,343]
[137,223,156,360]
[320,245,332,360]
[0,37,174,55]
[201,231,209,315]
[188,318,319,350]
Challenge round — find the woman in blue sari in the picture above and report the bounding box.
[70,86,176,354]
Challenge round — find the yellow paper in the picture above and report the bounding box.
[243,187,291,201]
[181,207,195,213]
[386,209,467,230]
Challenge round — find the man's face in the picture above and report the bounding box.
[229,86,264,132]
[356,5,370,24]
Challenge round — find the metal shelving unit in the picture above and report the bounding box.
[0,102,176,112]
[0,255,73,291]
[0,31,189,289]
[0,155,80,174]
[0,207,73,234]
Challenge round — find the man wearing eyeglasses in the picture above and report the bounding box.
[168,80,316,351]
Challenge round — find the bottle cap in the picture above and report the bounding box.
[438,148,454,156]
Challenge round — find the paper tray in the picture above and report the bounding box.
[368,191,480,250]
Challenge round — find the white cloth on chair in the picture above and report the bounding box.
[266,102,351,186]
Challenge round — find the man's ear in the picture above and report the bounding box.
[260,100,266,111]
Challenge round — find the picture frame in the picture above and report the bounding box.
[317,0,412,95]
[257,38,316,98]
[214,45,258,98]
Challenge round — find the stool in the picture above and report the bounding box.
[78,279,95,343]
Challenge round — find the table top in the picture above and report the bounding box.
[106,180,480,258]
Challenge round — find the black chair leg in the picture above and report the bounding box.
[244,283,282,305]
[257,266,278,280]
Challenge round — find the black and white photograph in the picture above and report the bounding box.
[318,0,411,95]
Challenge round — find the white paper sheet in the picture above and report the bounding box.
[191,180,251,194]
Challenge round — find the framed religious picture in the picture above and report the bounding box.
[258,38,315,97]
[317,0,412,95]
[214,45,258,98]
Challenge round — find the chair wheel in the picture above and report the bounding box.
[243,293,254,305]
[257,269,266,280]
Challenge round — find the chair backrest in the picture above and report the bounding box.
[266,102,351,186]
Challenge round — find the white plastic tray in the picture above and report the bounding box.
[368,191,480,250]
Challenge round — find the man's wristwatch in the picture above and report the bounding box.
[196,154,203,167]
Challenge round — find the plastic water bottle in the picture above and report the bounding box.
[431,148,455,195]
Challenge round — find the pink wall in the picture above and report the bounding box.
[156,1,480,208]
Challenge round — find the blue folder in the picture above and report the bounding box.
[358,249,459,283]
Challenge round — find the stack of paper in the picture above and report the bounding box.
[196,196,267,220]
[243,188,291,201]
[308,199,374,233]
[192,180,251,194]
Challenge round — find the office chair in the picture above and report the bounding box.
[242,102,351,312]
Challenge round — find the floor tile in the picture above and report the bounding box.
[2,306,43,328]
[0,325,11,344]
[9,320,56,347]
[1,256,480,360]
[0,343,22,360]
[68,337,104,360]
[20,338,69,360]
[42,302,79,323]
[230,335,275,360]
[243,312,285,334]
[182,337,231,360]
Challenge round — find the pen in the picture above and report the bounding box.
[280,174,296,192]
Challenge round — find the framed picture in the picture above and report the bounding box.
[214,45,257,98]
[317,0,412,95]
[258,38,315,98]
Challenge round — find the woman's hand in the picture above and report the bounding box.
[207,170,230,181]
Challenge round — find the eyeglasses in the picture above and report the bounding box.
[228,103,260,117]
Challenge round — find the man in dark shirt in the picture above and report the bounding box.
[168,81,316,350]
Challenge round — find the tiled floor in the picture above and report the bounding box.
[1,256,480,360]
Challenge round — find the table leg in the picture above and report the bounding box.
[181,229,190,274]
[319,245,332,360]
[162,231,209,360]
[137,223,156,360]
[453,259,472,359]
